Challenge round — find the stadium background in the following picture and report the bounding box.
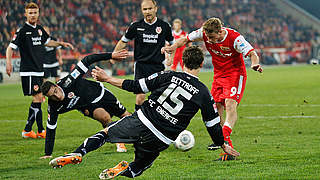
[0,0,320,83]
[0,1,320,179]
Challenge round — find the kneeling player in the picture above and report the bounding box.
[40,50,131,159]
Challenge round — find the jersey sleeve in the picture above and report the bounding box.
[122,71,170,94]
[121,22,136,42]
[200,91,224,146]
[9,28,22,49]
[165,23,175,45]
[69,53,112,80]
[45,104,59,155]
[40,26,50,45]
[187,28,203,41]
[233,35,254,57]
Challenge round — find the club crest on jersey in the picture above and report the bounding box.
[156,27,162,34]
[33,85,39,91]
[38,29,42,36]
[68,92,75,99]
[220,46,230,51]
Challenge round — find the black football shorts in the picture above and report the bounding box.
[21,76,43,96]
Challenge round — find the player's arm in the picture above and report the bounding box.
[70,50,128,80]
[162,28,203,55]
[57,48,63,66]
[41,111,59,158]
[5,46,14,76]
[248,51,263,73]
[234,35,262,73]
[92,68,166,94]
[6,28,21,76]
[46,40,74,50]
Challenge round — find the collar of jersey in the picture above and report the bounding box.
[173,30,182,36]
[26,21,37,28]
[183,71,198,79]
[144,17,157,25]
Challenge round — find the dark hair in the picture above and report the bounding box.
[41,81,55,96]
[182,45,204,70]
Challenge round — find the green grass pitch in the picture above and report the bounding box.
[0,65,319,179]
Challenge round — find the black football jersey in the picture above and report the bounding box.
[9,22,50,75]
[122,18,174,64]
[43,37,61,68]
[122,71,222,143]
[45,53,114,155]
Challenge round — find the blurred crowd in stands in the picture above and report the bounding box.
[1,0,320,71]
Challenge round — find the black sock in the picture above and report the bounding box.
[73,131,108,156]
[135,104,142,111]
[24,102,38,132]
[33,102,44,133]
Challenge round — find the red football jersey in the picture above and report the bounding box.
[173,30,187,58]
[187,27,254,78]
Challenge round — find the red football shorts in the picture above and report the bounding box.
[211,74,247,105]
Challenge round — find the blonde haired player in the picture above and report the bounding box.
[163,17,262,161]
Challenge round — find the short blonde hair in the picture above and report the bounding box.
[173,18,182,25]
[202,17,223,34]
[25,2,39,10]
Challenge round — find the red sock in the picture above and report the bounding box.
[222,125,233,148]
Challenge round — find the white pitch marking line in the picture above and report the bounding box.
[241,104,320,107]
[244,116,317,119]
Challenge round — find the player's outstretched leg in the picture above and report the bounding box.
[99,161,129,179]
[49,153,82,168]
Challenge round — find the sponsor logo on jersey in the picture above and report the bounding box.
[31,37,42,45]
[33,85,39,91]
[38,29,42,36]
[137,28,145,31]
[26,32,32,34]
[156,26,162,34]
[71,69,81,79]
[143,33,158,43]
[68,92,75,99]
[220,46,230,51]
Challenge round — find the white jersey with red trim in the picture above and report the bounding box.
[187,27,254,77]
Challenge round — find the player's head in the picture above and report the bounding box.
[25,2,39,25]
[202,17,224,43]
[173,18,182,32]
[41,81,65,101]
[43,26,51,35]
[141,0,158,23]
[182,45,204,70]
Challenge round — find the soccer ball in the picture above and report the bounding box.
[174,130,195,151]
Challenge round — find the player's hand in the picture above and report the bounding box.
[251,64,263,73]
[6,62,12,76]
[92,66,109,82]
[161,46,175,54]
[221,143,240,157]
[111,49,129,62]
[61,42,74,50]
[165,54,173,66]
[40,155,52,159]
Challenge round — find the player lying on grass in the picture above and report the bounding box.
[49,46,240,179]
[40,50,131,159]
